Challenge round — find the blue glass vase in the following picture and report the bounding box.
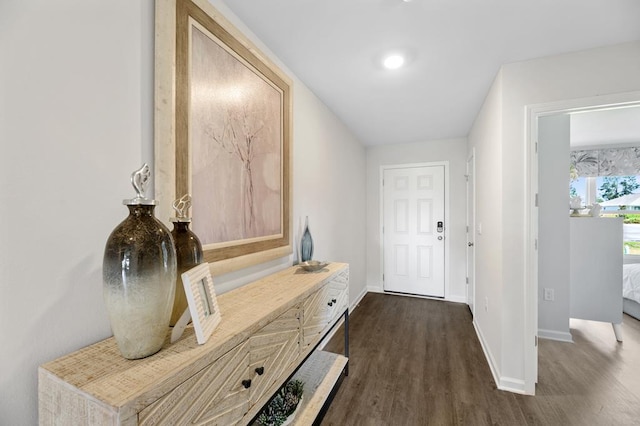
[301,216,314,262]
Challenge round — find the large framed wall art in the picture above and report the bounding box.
[155,0,292,275]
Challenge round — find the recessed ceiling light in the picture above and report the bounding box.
[383,54,405,70]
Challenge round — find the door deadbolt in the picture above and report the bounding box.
[437,221,444,233]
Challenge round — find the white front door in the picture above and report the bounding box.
[383,165,445,297]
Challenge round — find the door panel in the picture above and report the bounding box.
[383,165,445,297]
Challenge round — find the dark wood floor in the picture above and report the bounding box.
[321,292,640,425]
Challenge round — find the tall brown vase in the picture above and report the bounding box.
[169,194,203,326]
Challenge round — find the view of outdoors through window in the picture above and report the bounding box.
[571,175,640,254]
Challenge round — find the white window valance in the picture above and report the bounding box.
[570,147,640,177]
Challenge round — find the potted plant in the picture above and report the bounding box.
[256,379,304,426]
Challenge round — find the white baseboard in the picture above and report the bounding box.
[447,295,467,304]
[350,287,367,312]
[538,328,573,343]
[499,377,527,394]
[368,286,467,305]
[472,320,501,389]
[473,320,527,394]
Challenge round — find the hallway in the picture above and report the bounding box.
[321,293,640,425]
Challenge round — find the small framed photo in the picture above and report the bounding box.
[181,263,221,344]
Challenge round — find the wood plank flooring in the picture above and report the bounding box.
[320,292,640,425]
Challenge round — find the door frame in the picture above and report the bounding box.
[466,149,476,315]
[379,161,451,300]
[525,91,640,395]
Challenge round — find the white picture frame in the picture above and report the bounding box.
[181,263,221,344]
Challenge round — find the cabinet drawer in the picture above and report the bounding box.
[249,306,301,405]
[326,268,349,324]
[139,341,251,426]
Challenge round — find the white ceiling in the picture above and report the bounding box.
[570,105,640,148]
[224,0,640,146]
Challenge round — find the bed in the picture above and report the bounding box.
[622,263,640,320]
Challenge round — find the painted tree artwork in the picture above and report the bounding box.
[189,26,283,247]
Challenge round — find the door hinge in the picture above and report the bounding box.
[465,174,469,182]
[535,141,538,154]
[534,193,539,207]
[534,238,538,250]
[466,277,469,284]
[535,335,538,347]
[466,225,469,233]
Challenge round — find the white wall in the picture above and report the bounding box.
[468,40,640,393]
[1,1,148,422]
[0,0,366,423]
[289,83,367,305]
[467,72,504,378]
[365,138,468,302]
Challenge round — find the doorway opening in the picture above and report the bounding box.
[526,91,640,395]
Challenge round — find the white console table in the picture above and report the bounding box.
[39,263,349,425]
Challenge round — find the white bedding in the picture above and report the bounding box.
[622,263,640,304]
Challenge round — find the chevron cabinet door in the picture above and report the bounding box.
[248,305,301,406]
[302,270,350,349]
[302,286,331,348]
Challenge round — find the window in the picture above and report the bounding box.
[570,174,640,255]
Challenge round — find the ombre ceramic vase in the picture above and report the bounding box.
[102,164,177,359]
[169,194,203,326]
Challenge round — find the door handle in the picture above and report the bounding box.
[468,242,474,247]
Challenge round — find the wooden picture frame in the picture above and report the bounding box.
[181,263,221,344]
[155,0,292,276]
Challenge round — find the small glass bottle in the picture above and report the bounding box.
[103,164,177,359]
[169,194,203,326]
